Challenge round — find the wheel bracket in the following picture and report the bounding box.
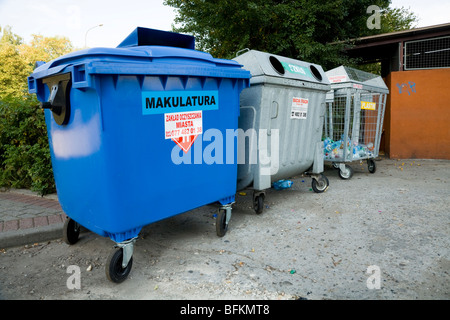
[311,173,329,192]
[220,204,233,225]
[115,238,137,269]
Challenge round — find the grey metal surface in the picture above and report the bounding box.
[234,50,331,191]
[325,65,389,93]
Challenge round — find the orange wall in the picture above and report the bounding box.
[385,69,450,159]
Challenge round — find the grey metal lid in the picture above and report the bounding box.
[233,49,330,85]
[325,66,389,93]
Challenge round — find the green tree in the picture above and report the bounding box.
[164,0,417,70]
[0,25,23,45]
[0,26,73,195]
[20,34,74,70]
[0,27,29,100]
[356,6,418,74]
[379,6,418,33]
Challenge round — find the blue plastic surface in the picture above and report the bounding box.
[28,28,250,243]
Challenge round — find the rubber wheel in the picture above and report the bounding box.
[216,209,228,237]
[338,165,354,180]
[62,217,80,245]
[367,159,376,173]
[311,174,329,193]
[254,195,264,214]
[106,248,133,283]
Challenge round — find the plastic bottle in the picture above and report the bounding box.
[353,146,359,159]
[273,179,293,190]
[323,137,333,152]
[359,146,367,157]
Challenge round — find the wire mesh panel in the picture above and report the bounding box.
[324,91,352,161]
[404,35,450,70]
[323,89,386,163]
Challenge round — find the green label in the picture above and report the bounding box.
[280,61,312,78]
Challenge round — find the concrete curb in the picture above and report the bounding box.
[0,189,65,248]
[0,222,63,248]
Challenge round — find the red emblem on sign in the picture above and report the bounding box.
[172,135,198,153]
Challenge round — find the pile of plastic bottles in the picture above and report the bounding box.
[323,136,374,160]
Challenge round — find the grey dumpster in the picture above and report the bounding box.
[323,66,389,179]
[233,50,331,213]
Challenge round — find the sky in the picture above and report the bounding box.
[0,0,449,49]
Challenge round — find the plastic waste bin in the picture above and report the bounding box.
[233,50,331,214]
[28,27,250,282]
[323,66,389,179]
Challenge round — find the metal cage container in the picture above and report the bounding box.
[323,66,389,179]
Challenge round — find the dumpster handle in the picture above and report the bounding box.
[41,72,72,126]
[235,48,250,57]
[41,85,59,111]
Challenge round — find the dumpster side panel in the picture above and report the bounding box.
[45,84,115,237]
[237,85,263,191]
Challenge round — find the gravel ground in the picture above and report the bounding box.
[0,157,449,301]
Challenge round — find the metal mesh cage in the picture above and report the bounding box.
[323,89,387,162]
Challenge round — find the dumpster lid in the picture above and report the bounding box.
[233,49,329,85]
[117,27,195,49]
[325,66,389,93]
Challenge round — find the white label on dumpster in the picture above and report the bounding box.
[290,97,308,119]
[328,75,348,83]
[165,111,203,140]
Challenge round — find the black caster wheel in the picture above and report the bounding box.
[338,165,354,180]
[253,195,265,214]
[311,174,329,193]
[367,159,376,173]
[216,208,228,237]
[63,217,80,245]
[105,248,133,283]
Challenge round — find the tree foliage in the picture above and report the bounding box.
[164,0,417,70]
[379,6,418,33]
[0,26,73,195]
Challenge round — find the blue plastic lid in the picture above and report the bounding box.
[30,45,247,78]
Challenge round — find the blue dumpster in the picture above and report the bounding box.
[28,27,250,282]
